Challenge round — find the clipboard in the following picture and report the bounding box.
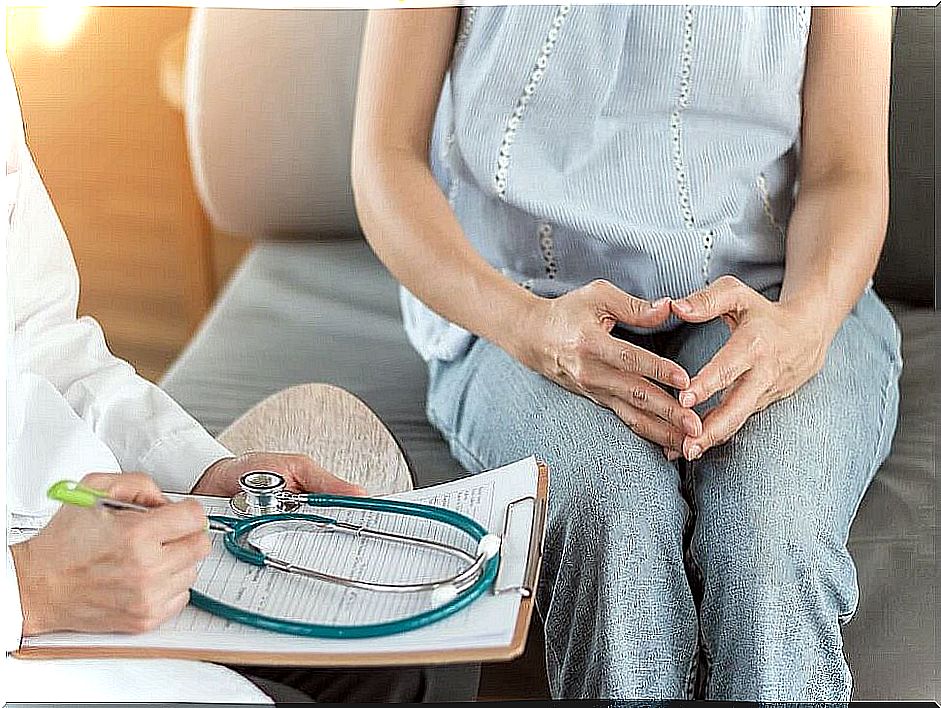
[14,461,549,667]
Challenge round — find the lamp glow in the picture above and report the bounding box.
[38,4,88,49]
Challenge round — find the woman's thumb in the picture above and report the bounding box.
[593,281,672,328]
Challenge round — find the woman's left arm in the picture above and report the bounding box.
[669,7,893,460]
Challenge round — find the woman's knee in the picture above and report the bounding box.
[543,417,691,598]
[693,480,857,647]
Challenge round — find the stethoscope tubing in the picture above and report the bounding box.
[189,553,498,639]
[190,493,499,638]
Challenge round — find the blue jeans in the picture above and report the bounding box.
[425,287,902,700]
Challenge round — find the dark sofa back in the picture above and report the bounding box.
[875,6,937,306]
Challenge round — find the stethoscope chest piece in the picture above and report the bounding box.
[230,470,301,517]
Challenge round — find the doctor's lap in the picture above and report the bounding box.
[425,286,900,701]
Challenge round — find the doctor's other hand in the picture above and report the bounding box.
[511,279,702,454]
[10,472,210,636]
[671,275,831,460]
[191,451,367,498]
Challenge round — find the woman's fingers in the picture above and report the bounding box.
[671,275,754,323]
[588,279,673,329]
[683,374,765,459]
[679,334,753,408]
[589,368,701,437]
[606,397,687,451]
[597,337,691,389]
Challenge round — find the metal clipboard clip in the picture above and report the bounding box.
[492,469,549,597]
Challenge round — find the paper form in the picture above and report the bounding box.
[21,456,540,655]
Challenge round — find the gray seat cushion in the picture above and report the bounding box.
[161,239,463,487]
[161,240,939,698]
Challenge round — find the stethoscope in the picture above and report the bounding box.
[189,470,503,638]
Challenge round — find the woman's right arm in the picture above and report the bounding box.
[352,9,701,455]
[352,9,534,353]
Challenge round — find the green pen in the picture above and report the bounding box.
[47,480,231,532]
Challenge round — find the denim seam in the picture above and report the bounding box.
[837,343,899,634]
[684,644,699,698]
[681,460,710,699]
[687,552,712,697]
[541,609,564,698]
[428,403,489,473]
[872,358,899,477]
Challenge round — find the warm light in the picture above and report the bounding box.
[6,5,90,54]
[37,4,88,49]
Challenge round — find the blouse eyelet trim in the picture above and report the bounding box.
[756,173,786,239]
[796,6,810,35]
[494,4,571,200]
[538,221,559,280]
[444,130,459,207]
[701,229,715,284]
[454,7,478,54]
[670,6,695,229]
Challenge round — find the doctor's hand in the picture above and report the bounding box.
[191,451,367,498]
[512,279,702,454]
[670,275,832,460]
[10,472,210,636]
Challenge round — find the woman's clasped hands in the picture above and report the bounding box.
[514,276,830,462]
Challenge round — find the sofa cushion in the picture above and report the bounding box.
[161,240,939,698]
[161,239,463,487]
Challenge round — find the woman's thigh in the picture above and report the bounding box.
[426,336,689,529]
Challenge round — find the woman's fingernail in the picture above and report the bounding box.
[652,297,671,308]
[673,300,693,313]
[679,391,696,407]
[687,444,702,460]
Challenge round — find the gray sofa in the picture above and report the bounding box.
[163,7,939,699]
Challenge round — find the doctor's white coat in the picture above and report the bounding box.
[2,55,269,704]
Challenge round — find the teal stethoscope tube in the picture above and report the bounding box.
[189,494,500,639]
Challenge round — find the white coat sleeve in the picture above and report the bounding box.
[9,144,231,494]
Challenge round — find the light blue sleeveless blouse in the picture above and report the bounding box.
[401,5,811,362]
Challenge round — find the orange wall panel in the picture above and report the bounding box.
[7,7,215,381]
